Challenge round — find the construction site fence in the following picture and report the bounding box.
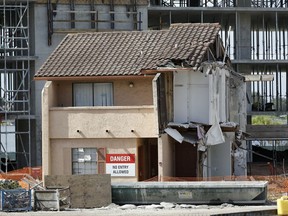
[0,189,31,212]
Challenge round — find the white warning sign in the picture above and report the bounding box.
[106,154,135,177]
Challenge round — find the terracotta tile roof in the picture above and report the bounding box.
[35,23,221,79]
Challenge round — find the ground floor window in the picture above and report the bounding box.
[72,148,97,175]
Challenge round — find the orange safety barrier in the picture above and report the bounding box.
[0,167,42,190]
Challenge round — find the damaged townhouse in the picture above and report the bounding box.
[34,23,261,183]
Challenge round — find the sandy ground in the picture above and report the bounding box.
[0,204,277,216]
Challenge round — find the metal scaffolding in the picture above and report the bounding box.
[157,0,288,7]
[0,0,31,172]
[47,0,142,46]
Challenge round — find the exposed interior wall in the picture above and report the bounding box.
[208,68,230,124]
[173,70,209,124]
[207,132,233,177]
[49,138,138,182]
[54,78,154,107]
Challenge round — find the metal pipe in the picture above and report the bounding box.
[275,11,279,60]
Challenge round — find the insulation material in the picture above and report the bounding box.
[205,120,225,145]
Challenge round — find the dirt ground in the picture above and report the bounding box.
[0,167,284,215]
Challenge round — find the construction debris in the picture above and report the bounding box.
[0,189,31,211]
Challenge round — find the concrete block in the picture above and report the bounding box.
[45,174,111,208]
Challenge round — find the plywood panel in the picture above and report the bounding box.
[246,125,288,139]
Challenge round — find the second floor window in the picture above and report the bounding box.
[73,83,113,106]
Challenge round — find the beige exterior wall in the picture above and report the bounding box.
[54,78,154,107]
[49,106,158,138]
[50,138,138,182]
[42,76,159,182]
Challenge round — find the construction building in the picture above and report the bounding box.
[1,0,288,177]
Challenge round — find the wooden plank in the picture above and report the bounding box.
[246,125,288,139]
[246,125,288,132]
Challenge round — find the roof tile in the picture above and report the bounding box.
[35,23,221,78]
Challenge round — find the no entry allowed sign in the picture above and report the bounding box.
[106,154,135,176]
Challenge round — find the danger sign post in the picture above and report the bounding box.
[106,154,135,176]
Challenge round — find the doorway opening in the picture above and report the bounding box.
[138,138,158,181]
[175,142,197,177]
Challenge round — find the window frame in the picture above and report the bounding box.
[72,148,98,175]
[72,82,114,106]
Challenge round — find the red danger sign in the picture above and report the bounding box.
[106,154,135,163]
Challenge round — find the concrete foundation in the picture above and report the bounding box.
[112,181,268,205]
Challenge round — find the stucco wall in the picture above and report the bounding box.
[54,78,154,107]
[158,134,174,180]
[50,138,138,182]
[49,106,158,138]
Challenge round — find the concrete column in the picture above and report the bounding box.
[42,81,55,182]
[234,6,251,176]
[236,0,251,7]
[236,14,251,60]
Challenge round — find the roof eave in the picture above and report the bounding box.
[141,67,198,74]
[34,75,154,81]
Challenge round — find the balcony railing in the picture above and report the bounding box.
[150,0,288,8]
